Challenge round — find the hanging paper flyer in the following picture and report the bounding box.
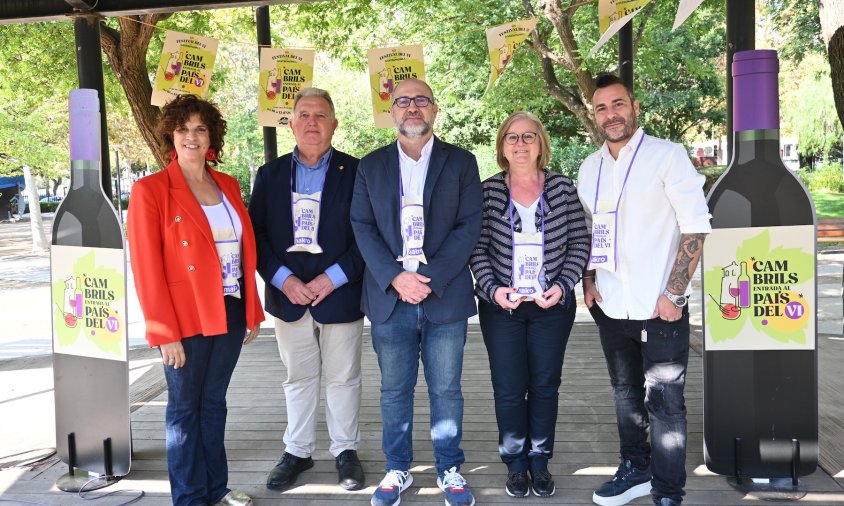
[258,48,316,127]
[367,45,426,128]
[152,30,219,106]
[485,19,537,92]
[589,0,651,56]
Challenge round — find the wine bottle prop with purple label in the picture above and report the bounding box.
[702,50,817,478]
[51,89,131,479]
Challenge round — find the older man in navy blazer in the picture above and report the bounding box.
[249,88,365,492]
[351,78,482,506]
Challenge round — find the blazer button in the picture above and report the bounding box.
[181,240,188,246]
[175,216,182,222]
[188,265,195,271]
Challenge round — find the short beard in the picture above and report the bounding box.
[398,121,432,138]
[602,115,637,143]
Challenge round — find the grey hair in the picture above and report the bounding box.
[293,87,336,118]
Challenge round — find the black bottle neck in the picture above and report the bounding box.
[70,160,104,192]
[729,129,786,168]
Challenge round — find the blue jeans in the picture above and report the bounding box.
[589,304,689,503]
[478,297,575,472]
[371,301,467,475]
[163,296,245,506]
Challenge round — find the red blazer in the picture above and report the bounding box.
[128,160,265,346]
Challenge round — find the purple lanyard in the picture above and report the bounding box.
[592,133,645,214]
[507,172,545,287]
[290,151,332,197]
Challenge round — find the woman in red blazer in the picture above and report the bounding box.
[128,95,264,506]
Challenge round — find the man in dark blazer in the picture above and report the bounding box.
[351,79,482,506]
[249,88,365,493]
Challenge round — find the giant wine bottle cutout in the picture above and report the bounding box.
[702,50,817,478]
[51,89,131,480]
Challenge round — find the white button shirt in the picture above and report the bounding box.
[398,136,434,272]
[577,128,712,320]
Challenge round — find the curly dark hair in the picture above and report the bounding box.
[157,94,227,164]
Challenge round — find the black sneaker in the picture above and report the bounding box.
[336,449,365,490]
[505,470,529,498]
[266,452,314,491]
[529,468,555,497]
[592,459,652,506]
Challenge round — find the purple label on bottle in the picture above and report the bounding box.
[69,89,101,161]
[733,50,780,132]
[738,280,750,308]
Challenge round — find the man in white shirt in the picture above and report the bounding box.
[577,73,711,506]
[351,78,482,506]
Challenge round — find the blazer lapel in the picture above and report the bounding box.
[384,142,402,248]
[319,150,342,212]
[167,160,215,250]
[423,136,447,222]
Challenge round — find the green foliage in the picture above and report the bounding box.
[798,163,844,193]
[760,0,824,64]
[550,136,594,180]
[782,55,843,161]
[697,165,727,195]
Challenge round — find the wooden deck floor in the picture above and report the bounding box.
[2,322,844,505]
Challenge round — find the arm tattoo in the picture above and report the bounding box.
[667,233,706,293]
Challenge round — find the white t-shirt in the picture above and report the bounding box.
[201,194,244,298]
[577,128,712,320]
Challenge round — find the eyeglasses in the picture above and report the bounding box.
[504,132,538,145]
[392,96,434,108]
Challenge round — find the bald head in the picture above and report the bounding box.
[392,78,434,101]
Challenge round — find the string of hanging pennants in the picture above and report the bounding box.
[147,0,703,128]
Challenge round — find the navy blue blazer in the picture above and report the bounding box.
[249,149,364,324]
[350,136,482,324]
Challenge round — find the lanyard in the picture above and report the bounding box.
[592,133,645,214]
[507,172,545,289]
[290,150,332,196]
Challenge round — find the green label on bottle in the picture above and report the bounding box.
[51,245,127,361]
[703,225,815,351]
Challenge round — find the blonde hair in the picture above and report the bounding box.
[495,111,552,172]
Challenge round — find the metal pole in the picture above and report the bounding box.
[256,6,278,164]
[114,150,123,223]
[73,14,112,199]
[619,20,634,93]
[726,0,755,161]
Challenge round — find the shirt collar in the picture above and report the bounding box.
[293,146,333,170]
[397,135,435,165]
[600,127,645,162]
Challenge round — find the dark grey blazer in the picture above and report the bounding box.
[350,136,482,324]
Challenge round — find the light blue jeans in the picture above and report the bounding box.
[371,301,468,476]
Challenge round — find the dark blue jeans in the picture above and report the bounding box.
[370,301,467,475]
[479,297,575,472]
[162,296,245,506]
[589,303,689,503]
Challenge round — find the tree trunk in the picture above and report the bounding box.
[99,15,171,168]
[23,166,49,252]
[820,0,844,129]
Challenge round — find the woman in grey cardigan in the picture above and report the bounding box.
[469,111,590,498]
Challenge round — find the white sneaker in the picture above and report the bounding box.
[371,470,413,506]
[436,467,475,506]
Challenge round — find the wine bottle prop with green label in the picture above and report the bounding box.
[51,89,131,478]
[702,50,817,478]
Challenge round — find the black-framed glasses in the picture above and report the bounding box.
[504,132,538,145]
[392,95,434,108]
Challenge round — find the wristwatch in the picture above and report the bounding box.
[663,289,688,308]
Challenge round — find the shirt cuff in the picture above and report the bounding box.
[325,263,348,289]
[271,266,294,290]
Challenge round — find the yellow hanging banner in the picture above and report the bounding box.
[367,45,426,128]
[151,30,219,106]
[590,0,651,56]
[485,18,538,92]
[257,48,316,127]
